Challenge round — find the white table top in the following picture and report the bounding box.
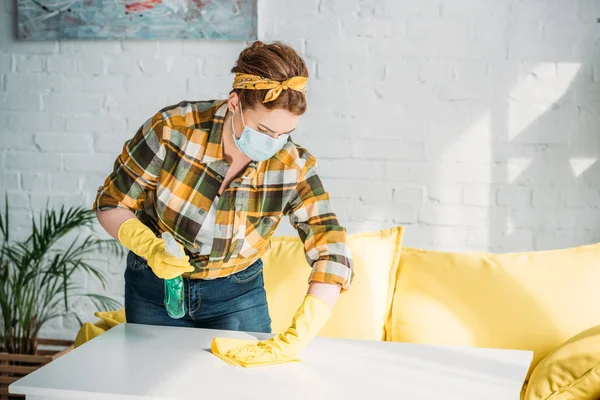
[11,323,533,400]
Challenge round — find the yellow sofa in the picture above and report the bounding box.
[263,227,600,400]
[77,226,600,399]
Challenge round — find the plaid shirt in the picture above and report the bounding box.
[93,100,353,289]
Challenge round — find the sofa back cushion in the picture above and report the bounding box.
[387,243,600,380]
[263,226,404,341]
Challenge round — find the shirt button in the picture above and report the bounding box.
[216,175,223,182]
[199,209,206,215]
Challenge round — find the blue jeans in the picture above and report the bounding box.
[124,251,272,333]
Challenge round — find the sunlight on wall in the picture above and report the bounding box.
[505,215,516,236]
[430,62,581,251]
[569,158,597,177]
[440,112,493,161]
[508,62,581,141]
[508,103,551,142]
[434,112,492,247]
[507,158,533,184]
[455,111,492,144]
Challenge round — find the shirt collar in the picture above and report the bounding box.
[204,100,228,164]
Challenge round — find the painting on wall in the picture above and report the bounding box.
[17,0,257,40]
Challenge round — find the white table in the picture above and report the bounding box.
[10,323,533,400]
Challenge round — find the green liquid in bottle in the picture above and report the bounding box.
[161,232,187,319]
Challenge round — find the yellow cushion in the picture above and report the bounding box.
[388,243,600,381]
[263,226,404,341]
[524,324,600,400]
[74,308,126,348]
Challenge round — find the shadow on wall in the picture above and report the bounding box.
[490,22,600,252]
[423,1,600,252]
[281,1,600,253]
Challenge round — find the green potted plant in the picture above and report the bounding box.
[0,194,122,358]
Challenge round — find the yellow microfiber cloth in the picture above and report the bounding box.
[210,337,300,367]
[74,308,127,348]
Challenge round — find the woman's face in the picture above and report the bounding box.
[228,94,300,140]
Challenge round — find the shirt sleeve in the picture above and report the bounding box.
[93,112,166,212]
[284,156,354,291]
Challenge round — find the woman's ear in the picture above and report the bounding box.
[228,92,239,113]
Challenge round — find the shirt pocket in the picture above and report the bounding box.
[238,215,281,258]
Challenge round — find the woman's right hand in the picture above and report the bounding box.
[117,218,194,280]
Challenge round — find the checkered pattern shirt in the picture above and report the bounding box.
[93,100,353,289]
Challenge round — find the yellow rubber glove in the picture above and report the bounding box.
[117,218,194,280]
[219,294,332,366]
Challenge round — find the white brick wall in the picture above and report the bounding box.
[1,0,599,338]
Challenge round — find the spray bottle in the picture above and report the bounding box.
[161,232,187,319]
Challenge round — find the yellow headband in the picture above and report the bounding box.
[232,73,308,103]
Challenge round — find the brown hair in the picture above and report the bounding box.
[231,41,308,115]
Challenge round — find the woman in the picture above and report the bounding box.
[94,41,353,363]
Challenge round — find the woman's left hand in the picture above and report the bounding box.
[225,293,332,364]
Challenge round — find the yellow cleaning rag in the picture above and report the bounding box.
[210,337,300,367]
[74,308,127,348]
